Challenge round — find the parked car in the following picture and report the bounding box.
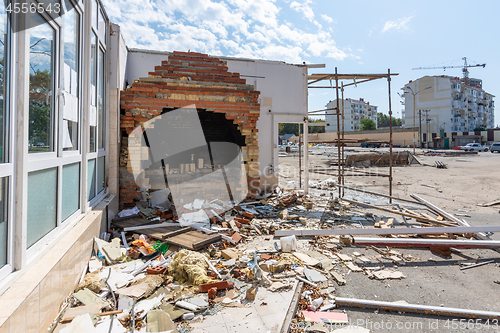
[461,143,488,152]
[490,142,500,153]
[36,142,45,147]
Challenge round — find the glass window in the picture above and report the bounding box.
[62,0,80,151]
[98,9,105,44]
[91,0,97,29]
[28,13,55,153]
[62,163,80,221]
[97,48,104,149]
[27,168,57,248]
[0,177,7,268]
[0,4,8,163]
[97,156,104,194]
[89,32,96,152]
[88,158,96,200]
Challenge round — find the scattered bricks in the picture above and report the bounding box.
[246,286,257,300]
[243,211,255,219]
[234,217,250,225]
[128,248,141,259]
[232,232,242,243]
[430,247,452,257]
[233,268,241,278]
[208,287,217,300]
[260,254,272,261]
[221,249,238,260]
[278,209,289,220]
[146,266,167,275]
[200,281,234,293]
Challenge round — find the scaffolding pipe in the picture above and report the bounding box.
[298,123,301,188]
[274,225,500,237]
[388,69,393,203]
[335,68,341,198]
[334,297,500,320]
[341,83,345,197]
[353,237,500,249]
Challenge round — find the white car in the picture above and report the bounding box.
[461,143,488,152]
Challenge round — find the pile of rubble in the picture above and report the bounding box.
[50,185,500,333]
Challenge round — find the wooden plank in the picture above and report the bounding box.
[140,227,190,241]
[380,218,394,229]
[480,198,500,207]
[341,198,456,227]
[165,231,221,250]
[279,281,303,333]
[111,215,152,229]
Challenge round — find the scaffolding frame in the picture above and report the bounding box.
[307,69,399,202]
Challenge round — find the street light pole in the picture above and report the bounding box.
[403,85,432,154]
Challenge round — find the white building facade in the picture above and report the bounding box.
[325,98,378,132]
[403,76,495,133]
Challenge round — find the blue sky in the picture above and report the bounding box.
[102,0,500,126]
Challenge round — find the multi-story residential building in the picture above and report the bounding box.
[325,98,378,132]
[402,76,495,133]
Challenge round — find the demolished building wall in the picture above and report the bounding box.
[119,51,261,209]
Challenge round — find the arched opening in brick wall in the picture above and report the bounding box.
[119,51,260,210]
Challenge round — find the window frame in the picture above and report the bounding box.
[0,1,14,281]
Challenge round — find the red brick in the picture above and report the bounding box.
[200,281,234,293]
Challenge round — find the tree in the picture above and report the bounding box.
[474,127,486,131]
[28,69,51,146]
[360,118,376,131]
[377,112,402,128]
[278,118,326,135]
[308,117,325,134]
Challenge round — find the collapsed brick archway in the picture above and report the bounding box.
[119,51,261,209]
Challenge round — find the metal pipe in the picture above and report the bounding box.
[335,68,341,198]
[459,260,495,270]
[275,226,500,237]
[341,83,345,197]
[388,69,393,203]
[334,297,500,320]
[353,237,500,249]
[337,184,423,205]
[299,122,301,188]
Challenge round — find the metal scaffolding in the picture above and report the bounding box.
[307,69,399,202]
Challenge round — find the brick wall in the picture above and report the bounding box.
[119,51,261,209]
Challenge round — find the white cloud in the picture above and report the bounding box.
[290,0,314,22]
[320,14,334,23]
[101,0,353,63]
[381,16,413,33]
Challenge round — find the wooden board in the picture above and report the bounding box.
[145,227,192,241]
[111,215,152,229]
[164,230,221,250]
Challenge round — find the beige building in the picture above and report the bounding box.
[403,76,495,134]
[325,98,378,132]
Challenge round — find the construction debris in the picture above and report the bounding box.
[50,182,500,333]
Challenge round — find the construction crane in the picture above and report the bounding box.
[412,57,485,82]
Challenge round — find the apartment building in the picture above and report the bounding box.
[402,75,495,133]
[325,98,378,132]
